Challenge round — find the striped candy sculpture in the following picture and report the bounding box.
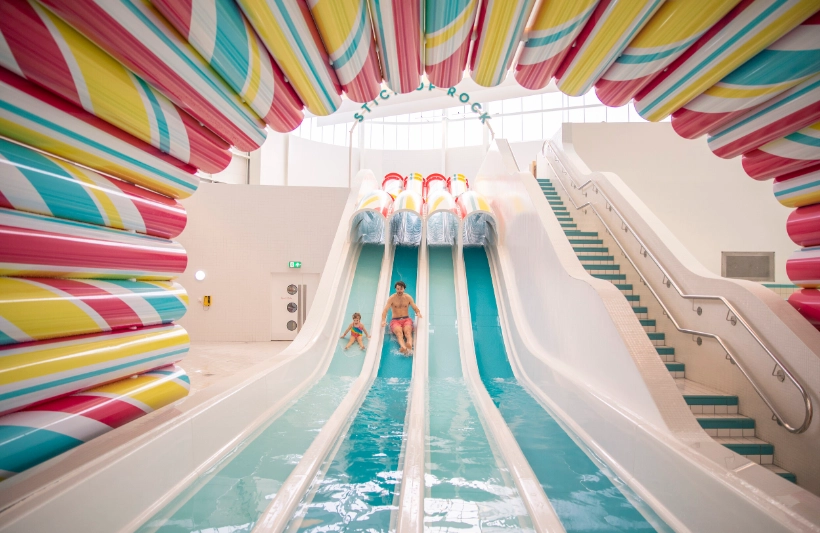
[556,0,665,97]
[595,0,741,107]
[514,0,599,91]
[0,0,231,174]
[37,0,267,151]
[672,13,820,139]
[424,0,479,88]
[0,138,187,239]
[774,165,820,208]
[787,246,820,288]
[787,203,820,247]
[0,208,187,280]
[636,0,819,122]
[788,289,820,329]
[151,0,304,133]
[707,74,820,159]
[470,0,537,88]
[0,325,189,415]
[0,68,200,200]
[742,121,820,180]
[0,365,190,481]
[309,0,382,103]
[237,0,343,116]
[0,277,187,345]
[368,0,423,94]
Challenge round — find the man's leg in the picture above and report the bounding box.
[403,323,414,352]
[392,325,407,353]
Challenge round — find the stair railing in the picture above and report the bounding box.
[540,140,813,435]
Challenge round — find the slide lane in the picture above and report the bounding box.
[426,246,533,530]
[462,246,667,532]
[286,245,419,531]
[137,244,384,532]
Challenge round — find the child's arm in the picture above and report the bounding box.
[340,324,351,338]
[362,325,370,338]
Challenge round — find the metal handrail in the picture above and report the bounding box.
[540,141,812,434]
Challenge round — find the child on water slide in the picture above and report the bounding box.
[341,312,370,350]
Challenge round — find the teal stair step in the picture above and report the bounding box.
[583,264,620,271]
[569,239,604,245]
[665,362,685,372]
[656,346,675,355]
[564,231,598,237]
[574,247,609,253]
[549,201,564,206]
[561,223,577,228]
[624,294,640,302]
[640,319,656,327]
[552,207,568,212]
[697,416,755,430]
[716,438,773,457]
[556,217,573,221]
[632,306,648,314]
[592,273,626,281]
[541,187,556,192]
[683,395,738,406]
[765,466,797,483]
[647,332,664,341]
[577,255,615,262]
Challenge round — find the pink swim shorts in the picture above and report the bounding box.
[390,317,414,331]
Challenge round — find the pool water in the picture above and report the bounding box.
[138,245,384,533]
[463,246,668,533]
[288,246,419,531]
[426,246,533,531]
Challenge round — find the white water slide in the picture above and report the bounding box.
[1,139,819,532]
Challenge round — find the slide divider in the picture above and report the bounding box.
[453,245,566,533]
[254,241,396,533]
[396,226,429,533]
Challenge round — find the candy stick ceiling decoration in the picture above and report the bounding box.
[672,12,820,139]
[37,0,268,151]
[236,0,343,116]
[151,0,305,133]
[514,0,599,91]
[556,0,666,97]
[4,1,820,482]
[595,0,742,107]
[0,0,232,174]
[369,0,423,94]
[424,0,478,89]
[309,0,383,103]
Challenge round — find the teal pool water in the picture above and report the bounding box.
[289,246,418,531]
[462,247,666,532]
[426,247,533,531]
[138,245,384,533]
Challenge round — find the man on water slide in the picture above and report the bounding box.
[381,281,422,355]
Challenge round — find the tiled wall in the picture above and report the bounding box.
[176,183,349,341]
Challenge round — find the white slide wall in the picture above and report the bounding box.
[474,140,820,532]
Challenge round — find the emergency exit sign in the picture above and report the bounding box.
[289,261,302,268]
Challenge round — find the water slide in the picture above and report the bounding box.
[3,148,820,532]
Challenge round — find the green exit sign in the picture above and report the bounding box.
[289,261,302,268]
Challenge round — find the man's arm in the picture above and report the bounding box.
[408,295,422,319]
[381,296,393,326]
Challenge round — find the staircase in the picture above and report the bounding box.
[537,177,796,484]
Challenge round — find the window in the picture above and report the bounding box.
[448,119,465,148]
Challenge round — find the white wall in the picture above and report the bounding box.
[360,148,443,178]
[287,136,357,187]
[569,122,794,282]
[176,183,349,341]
